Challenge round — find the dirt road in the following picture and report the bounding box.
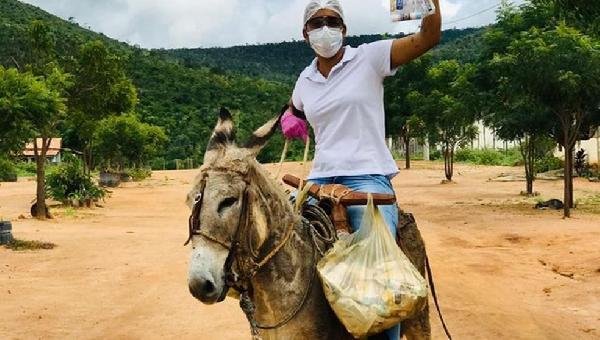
[1,162,599,339]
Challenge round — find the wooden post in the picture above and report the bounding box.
[482,125,487,149]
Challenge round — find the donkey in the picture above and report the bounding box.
[186,108,431,339]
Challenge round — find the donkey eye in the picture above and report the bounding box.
[218,197,238,213]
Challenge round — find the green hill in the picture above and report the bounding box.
[0,0,129,66]
[0,0,485,164]
[0,0,292,164]
[155,28,483,82]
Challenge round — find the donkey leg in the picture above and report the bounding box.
[397,210,432,340]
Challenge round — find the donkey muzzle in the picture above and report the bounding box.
[188,276,222,304]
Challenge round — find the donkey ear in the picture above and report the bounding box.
[243,115,282,156]
[206,107,236,151]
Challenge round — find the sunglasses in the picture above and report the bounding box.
[306,16,344,30]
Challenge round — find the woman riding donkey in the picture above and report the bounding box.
[282,0,442,338]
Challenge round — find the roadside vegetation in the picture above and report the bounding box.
[0,0,598,219]
[384,0,599,216]
[4,239,56,251]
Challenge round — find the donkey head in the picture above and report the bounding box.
[187,108,282,304]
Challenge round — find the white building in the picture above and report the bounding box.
[471,121,517,150]
[386,123,600,165]
[555,129,600,164]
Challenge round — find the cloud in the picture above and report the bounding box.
[21,0,527,48]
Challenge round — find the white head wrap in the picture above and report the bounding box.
[303,0,345,26]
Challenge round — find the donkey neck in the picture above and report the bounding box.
[243,166,346,339]
[248,204,347,339]
[245,165,316,328]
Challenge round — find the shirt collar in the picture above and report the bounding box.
[305,46,358,83]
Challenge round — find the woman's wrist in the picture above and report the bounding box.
[420,0,441,42]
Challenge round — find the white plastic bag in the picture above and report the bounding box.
[317,195,428,338]
[390,0,436,22]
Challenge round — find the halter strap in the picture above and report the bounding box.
[185,165,308,337]
[186,174,296,291]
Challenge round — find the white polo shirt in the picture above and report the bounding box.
[292,40,399,180]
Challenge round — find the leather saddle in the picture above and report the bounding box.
[282,174,397,234]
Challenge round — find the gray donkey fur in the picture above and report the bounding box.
[187,109,431,339]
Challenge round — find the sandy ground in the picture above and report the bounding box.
[1,161,599,340]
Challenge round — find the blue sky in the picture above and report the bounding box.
[21,0,527,48]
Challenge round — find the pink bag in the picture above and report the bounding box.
[280,108,308,143]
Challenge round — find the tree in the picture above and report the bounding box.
[385,55,432,169]
[0,67,67,219]
[25,20,56,75]
[0,70,31,156]
[492,24,600,217]
[528,0,600,37]
[477,3,551,195]
[483,96,554,195]
[67,40,138,172]
[93,114,167,171]
[409,60,479,181]
[17,21,71,219]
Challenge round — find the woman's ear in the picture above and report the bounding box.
[303,28,309,42]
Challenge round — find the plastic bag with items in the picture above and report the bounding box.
[390,0,436,21]
[317,195,428,338]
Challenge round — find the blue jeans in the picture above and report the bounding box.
[307,175,401,340]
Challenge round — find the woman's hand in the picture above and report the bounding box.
[390,0,442,68]
[280,106,309,143]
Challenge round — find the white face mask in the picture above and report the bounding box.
[308,26,343,59]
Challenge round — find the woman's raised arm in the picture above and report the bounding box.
[390,0,441,68]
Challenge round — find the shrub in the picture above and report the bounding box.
[574,149,590,177]
[587,164,600,179]
[150,158,166,171]
[0,158,17,182]
[535,156,564,173]
[165,159,178,170]
[454,148,522,166]
[124,168,152,181]
[454,148,475,162]
[15,161,37,177]
[46,154,106,206]
[94,115,168,171]
[429,149,442,161]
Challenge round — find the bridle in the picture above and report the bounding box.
[185,167,295,290]
[184,166,303,337]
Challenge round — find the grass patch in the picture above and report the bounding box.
[455,148,522,166]
[576,195,600,214]
[63,207,77,218]
[14,162,58,178]
[0,158,18,182]
[15,162,37,177]
[123,168,152,181]
[5,239,56,251]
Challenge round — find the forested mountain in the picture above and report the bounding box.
[0,0,291,163]
[0,0,130,66]
[156,28,483,83]
[0,0,485,164]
